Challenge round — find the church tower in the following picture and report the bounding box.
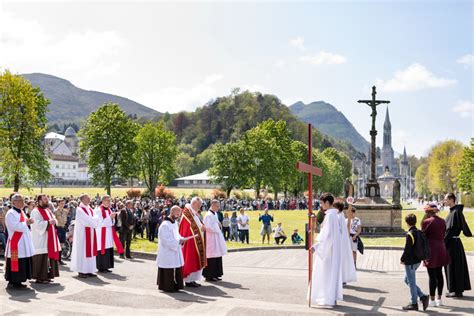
[380,107,398,176]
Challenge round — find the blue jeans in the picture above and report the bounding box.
[404,263,426,304]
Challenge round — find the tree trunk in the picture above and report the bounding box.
[226,187,232,198]
[13,173,20,192]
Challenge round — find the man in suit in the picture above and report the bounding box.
[120,200,135,259]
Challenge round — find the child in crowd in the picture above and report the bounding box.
[291,229,303,245]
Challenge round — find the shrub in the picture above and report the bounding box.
[155,185,176,199]
[212,189,227,199]
[126,188,142,198]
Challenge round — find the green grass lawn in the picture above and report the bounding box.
[130,209,474,253]
[0,186,215,198]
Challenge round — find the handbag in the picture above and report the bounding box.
[357,236,364,255]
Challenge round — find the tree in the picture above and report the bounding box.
[175,152,194,177]
[458,139,473,194]
[209,141,249,197]
[321,147,352,180]
[426,140,464,194]
[0,71,50,191]
[415,163,430,198]
[79,103,139,195]
[134,122,178,198]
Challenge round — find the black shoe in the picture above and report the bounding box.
[420,295,429,311]
[87,273,97,277]
[215,277,222,281]
[402,304,418,311]
[78,273,88,278]
[7,282,26,289]
[185,282,198,288]
[59,261,66,266]
[446,292,463,298]
[119,255,125,259]
[126,256,133,259]
[192,281,201,287]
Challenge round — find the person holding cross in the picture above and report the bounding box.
[308,193,343,307]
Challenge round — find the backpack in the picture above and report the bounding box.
[408,230,430,261]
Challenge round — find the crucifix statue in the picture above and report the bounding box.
[296,123,323,307]
[358,86,390,197]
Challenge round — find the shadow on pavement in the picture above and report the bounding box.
[344,284,388,293]
[215,280,250,290]
[161,290,217,304]
[99,272,127,281]
[185,284,233,298]
[6,287,38,302]
[72,275,110,286]
[29,282,65,294]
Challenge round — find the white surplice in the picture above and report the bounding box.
[156,218,184,269]
[94,206,115,251]
[338,212,357,283]
[30,208,58,255]
[309,208,343,306]
[5,208,34,259]
[204,211,227,258]
[71,203,100,274]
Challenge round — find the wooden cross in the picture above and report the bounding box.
[296,123,323,307]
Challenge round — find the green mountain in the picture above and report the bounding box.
[290,101,369,154]
[22,73,161,126]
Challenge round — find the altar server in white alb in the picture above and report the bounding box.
[95,195,123,273]
[334,201,357,284]
[309,193,343,307]
[71,194,100,278]
[202,199,228,281]
[156,205,185,292]
[4,194,35,289]
[30,194,61,284]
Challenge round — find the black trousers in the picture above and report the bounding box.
[275,236,287,244]
[427,267,444,297]
[239,230,249,244]
[120,229,132,257]
[222,227,230,241]
[149,222,158,242]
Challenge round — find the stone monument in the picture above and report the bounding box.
[350,86,403,235]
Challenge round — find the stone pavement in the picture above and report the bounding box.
[1,249,473,315]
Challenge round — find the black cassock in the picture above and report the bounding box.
[444,204,472,294]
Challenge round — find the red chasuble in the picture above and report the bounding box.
[179,207,206,278]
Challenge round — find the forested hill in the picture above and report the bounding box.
[22,73,161,126]
[290,101,370,154]
[157,90,361,158]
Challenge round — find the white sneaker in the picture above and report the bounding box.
[429,300,436,307]
[435,299,442,306]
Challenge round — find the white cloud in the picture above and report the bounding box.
[457,54,474,68]
[137,74,224,113]
[453,100,473,118]
[274,59,287,68]
[289,36,305,51]
[377,63,456,92]
[299,51,347,65]
[0,10,126,90]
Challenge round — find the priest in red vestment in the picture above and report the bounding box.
[179,197,206,287]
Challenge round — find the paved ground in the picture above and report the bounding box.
[1,249,473,315]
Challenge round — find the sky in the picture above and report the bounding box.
[0,0,472,157]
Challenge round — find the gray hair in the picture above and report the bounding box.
[191,197,203,205]
[102,195,111,201]
[79,193,89,202]
[11,194,24,202]
[170,205,182,216]
[211,199,219,205]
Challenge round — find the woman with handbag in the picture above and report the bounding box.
[346,205,362,268]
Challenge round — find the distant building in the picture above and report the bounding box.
[174,170,218,188]
[352,107,415,200]
[44,127,90,184]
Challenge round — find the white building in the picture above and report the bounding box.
[44,127,90,184]
[174,170,218,188]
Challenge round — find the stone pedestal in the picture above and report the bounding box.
[347,197,404,236]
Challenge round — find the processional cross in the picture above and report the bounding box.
[358,86,390,197]
[296,123,323,307]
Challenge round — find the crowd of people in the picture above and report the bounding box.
[309,192,472,312]
[1,190,471,308]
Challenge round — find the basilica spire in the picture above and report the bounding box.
[383,107,391,147]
